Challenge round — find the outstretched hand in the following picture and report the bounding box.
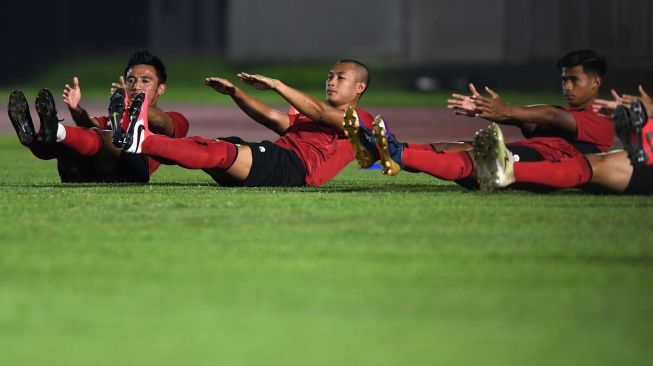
[63,76,82,110]
[592,89,623,118]
[447,83,481,117]
[593,87,652,118]
[237,72,279,91]
[471,85,510,121]
[204,77,236,95]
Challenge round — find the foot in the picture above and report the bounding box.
[473,123,515,192]
[342,106,378,168]
[614,100,652,167]
[122,93,151,153]
[34,88,60,144]
[7,90,36,146]
[372,115,403,176]
[108,88,128,148]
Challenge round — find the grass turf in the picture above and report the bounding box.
[1,135,652,365]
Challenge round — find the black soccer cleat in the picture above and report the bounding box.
[108,88,127,148]
[614,100,651,167]
[122,92,146,151]
[7,90,36,146]
[34,88,60,144]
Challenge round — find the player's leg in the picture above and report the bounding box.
[585,150,633,193]
[119,94,249,181]
[472,123,593,192]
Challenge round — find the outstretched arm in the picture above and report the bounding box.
[205,76,291,135]
[471,85,576,135]
[238,72,347,131]
[62,76,101,128]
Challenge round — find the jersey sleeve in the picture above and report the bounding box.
[167,111,190,138]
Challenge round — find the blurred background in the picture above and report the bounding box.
[1,0,652,99]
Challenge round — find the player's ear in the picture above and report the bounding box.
[157,83,166,96]
[590,75,601,91]
[357,81,366,94]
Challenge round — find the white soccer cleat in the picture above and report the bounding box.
[122,93,152,154]
[473,123,515,192]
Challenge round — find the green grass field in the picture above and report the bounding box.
[1,135,653,366]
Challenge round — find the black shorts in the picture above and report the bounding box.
[211,137,306,187]
[625,164,653,194]
[58,152,150,183]
[506,144,544,162]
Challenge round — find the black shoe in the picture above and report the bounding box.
[614,101,651,167]
[108,88,127,148]
[34,88,59,144]
[7,90,36,146]
[122,92,146,151]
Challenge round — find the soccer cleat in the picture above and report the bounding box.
[614,100,652,167]
[342,106,378,168]
[372,115,404,176]
[7,90,36,146]
[473,123,515,192]
[108,88,128,148]
[122,92,151,153]
[34,89,60,144]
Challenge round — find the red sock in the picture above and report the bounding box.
[514,156,592,188]
[59,126,103,156]
[402,148,473,180]
[141,135,238,170]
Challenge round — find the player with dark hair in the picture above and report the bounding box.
[344,49,613,192]
[7,50,189,183]
[119,60,374,187]
[472,85,653,194]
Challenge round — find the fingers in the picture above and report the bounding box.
[610,89,623,102]
[469,83,480,96]
[484,86,499,98]
[639,84,650,99]
[73,76,79,88]
[119,76,126,87]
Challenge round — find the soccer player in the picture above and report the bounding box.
[344,49,614,192]
[119,60,374,187]
[7,50,189,183]
[473,85,653,194]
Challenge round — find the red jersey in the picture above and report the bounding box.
[274,108,374,186]
[509,105,614,160]
[96,111,189,176]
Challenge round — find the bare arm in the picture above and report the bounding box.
[472,86,576,135]
[62,76,101,128]
[238,72,346,131]
[205,76,290,135]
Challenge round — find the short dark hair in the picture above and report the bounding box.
[556,49,607,77]
[124,50,167,84]
[337,59,370,96]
